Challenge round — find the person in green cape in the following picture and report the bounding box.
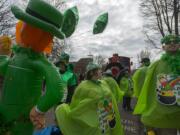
[133,55,151,98]
[134,34,180,135]
[55,52,78,103]
[0,0,79,134]
[55,62,124,135]
[119,69,133,111]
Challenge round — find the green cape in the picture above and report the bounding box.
[134,57,180,128]
[102,76,124,102]
[56,80,124,135]
[132,66,148,98]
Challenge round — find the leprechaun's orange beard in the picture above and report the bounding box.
[16,21,53,54]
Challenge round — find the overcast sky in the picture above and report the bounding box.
[14,0,162,65]
[64,0,155,63]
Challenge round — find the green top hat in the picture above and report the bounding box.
[86,62,101,73]
[11,0,79,39]
[161,34,180,45]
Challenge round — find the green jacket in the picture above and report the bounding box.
[134,59,180,128]
[60,70,77,102]
[56,80,124,135]
[0,46,63,122]
[132,66,148,98]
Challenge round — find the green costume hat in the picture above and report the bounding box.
[161,34,180,45]
[11,0,79,39]
[86,62,101,73]
[55,52,70,66]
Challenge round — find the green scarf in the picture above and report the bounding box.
[161,50,180,74]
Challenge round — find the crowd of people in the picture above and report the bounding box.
[0,0,179,135]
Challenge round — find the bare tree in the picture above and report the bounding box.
[0,0,16,36]
[140,0,180,47]
[93,55,106,66]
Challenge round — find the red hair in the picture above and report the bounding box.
[16,21,53,54]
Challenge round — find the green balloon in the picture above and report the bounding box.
[62,6,79,38]
[93,12,108,34]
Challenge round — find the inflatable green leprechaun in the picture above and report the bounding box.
[0,0,79,135]
[134,34,180,129]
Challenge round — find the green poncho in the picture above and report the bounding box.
[102,77,124,102]
[134,52,180,128]
[132,66,148,98]
[56,80,124,135]
[119,77,133,97]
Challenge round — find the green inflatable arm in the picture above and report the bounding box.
[32,57,64,112]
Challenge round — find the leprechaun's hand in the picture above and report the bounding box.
[30,107,45,129]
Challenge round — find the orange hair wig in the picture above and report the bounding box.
[16,21,53,54]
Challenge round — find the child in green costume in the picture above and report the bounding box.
[134,35,180,134]
[55,63,124,135]
[0,0,79,134]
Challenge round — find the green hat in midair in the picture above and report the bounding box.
[93,12,108,34]
[11,0,79,39]
[86,62,101,73]
[161,34,180,45]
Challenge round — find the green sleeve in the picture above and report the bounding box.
[133,61,159,114]
[102,77,124,103]
[132,67,147,98]
[109,79,124,103]
[132,69,141,97]
[33,58,64,112]
[67,82,99,126]
[0,55,9,76]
